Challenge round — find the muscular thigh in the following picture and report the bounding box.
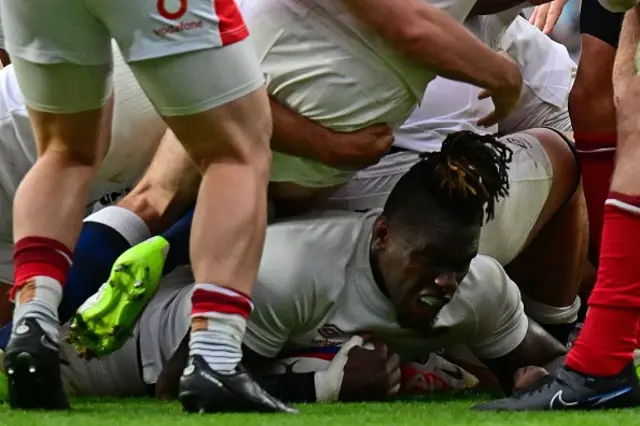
[95,44,166,187]
[478,132,553,265]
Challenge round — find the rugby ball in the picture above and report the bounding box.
[401,354,479,394]
[265,343,375,374]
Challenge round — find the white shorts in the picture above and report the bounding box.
[1,0,264,115]
[2,0,249,64]
[59,323,147,397]
[323,133,554,265]
[499,84,573,135]
[55,267,196,397]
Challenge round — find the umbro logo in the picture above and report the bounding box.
[15,324,30,335]
[318,324,344,339]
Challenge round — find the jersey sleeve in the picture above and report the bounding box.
[244,230,329,358]
[466,256,529,359]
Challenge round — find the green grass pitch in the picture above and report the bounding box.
[2,395,640,426]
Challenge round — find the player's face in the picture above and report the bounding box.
[372,218,479,334]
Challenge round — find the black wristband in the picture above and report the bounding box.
[256,372,317,403]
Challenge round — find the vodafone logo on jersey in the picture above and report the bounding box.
[154,0,204,38]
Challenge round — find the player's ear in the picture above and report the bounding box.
[371,216,390,251]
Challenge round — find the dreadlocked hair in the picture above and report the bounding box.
[419,131,512,221]
[383,131,513,228]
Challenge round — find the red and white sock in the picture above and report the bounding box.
[567,193,640,376]
[11,236,73,342]
[574,133,616,256]
[189,283,253,373]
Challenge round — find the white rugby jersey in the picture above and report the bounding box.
[245,210,529,361]
[0,42,165,283]
[501,16,575,111]
[393,15,575,153]
[237,0,476,186]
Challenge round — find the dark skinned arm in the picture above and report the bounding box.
[0,49,9,67]
[480,319,567,395]
[155,336,317,402]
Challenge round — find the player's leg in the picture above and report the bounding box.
[473,19,640,410]
[1,0,113,410]
[565,66,640,380]
[473,72,640,413]
[66,130,199,338]
[571,0,624,260]
[67,131,201,355]
[497,129,586,344]
[95,0,293,413]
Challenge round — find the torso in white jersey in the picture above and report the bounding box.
[54,210,529,395]
[238,0,476,187]
[0,42,166,282]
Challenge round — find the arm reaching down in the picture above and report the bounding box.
[464,257,567,394]
[340,0,522,126]
[480,320,567,393]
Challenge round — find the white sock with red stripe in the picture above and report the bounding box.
[189,283,254,373]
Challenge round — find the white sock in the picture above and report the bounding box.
[522,294,582,325]
[84,206,151,246]
[189,283,253,373]
[13,276,63,342]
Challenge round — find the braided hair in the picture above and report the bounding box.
[383,131,513,228]
[419,130,512,222]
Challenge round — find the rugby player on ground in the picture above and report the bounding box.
[60,12,584,360]
[0,132,566,403]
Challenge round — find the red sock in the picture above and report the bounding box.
[10,236,73,300]
[574,133,616,256]
[567,195,640,376]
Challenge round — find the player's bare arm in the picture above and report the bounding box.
[340,0,522,125]
[156,338,401,403]
[613,8,640,106]
[270,98,394,170]
[480,320,567,394]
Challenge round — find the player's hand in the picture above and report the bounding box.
[529,0,569,34]
[339,338,402,401]
[324,124,394,170]
[477,55,523,128]
[512,366,549,394]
